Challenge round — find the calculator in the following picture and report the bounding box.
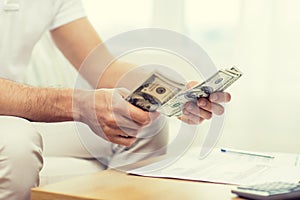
[231,182,300,200]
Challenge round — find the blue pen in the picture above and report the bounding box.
[221,148,275,159]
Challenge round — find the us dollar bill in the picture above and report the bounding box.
[125,72,185,112]
[157,66,242,116]
[126,67,242,117]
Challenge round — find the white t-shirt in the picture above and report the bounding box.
[0,0,86,82]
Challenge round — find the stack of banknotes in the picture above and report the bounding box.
[126,67,242,117]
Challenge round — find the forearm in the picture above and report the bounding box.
[0,78,78,122]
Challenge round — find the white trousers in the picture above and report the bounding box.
[0,116,43,200]
[0,116,168,200]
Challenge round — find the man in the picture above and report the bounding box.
[0,0,231,199]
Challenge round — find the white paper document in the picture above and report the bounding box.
[128,148,300,185]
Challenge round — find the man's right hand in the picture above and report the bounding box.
[75,88,159,147]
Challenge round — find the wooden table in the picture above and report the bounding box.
[31,169,244,200]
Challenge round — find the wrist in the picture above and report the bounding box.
[72,89,92,123]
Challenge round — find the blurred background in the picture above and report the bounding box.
[25,0,300,153]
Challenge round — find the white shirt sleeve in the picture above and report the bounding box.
[49,0,86,31]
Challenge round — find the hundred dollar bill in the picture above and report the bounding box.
[157,66,242,117]
[125,71,185,112]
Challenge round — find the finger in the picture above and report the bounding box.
[186,81,198,89]
[127,103,152,125]
[209,92,231,103]
[102,125,138,146]
[183,102,212,120]
[115,110,160,130]
[117,88,131,98]
[114,114,142,130]
[112,93,152,126]
[178,115,205,125]
[103,123,140,138]
[110,135,137,147]
[99,110,141,131]
[117,127,140,137]
[197,98,225,115]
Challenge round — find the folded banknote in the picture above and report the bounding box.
[126,67,242,117]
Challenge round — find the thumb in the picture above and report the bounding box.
[115,88,152,125]
[186,81,198,89]
[117,88,131,98]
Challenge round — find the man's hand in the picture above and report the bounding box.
[177,81,231,124]
[75,88,159,147]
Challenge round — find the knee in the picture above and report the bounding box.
[0,116,43,181]
[0,116,43,154]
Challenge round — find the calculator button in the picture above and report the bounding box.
[291,187,300,191]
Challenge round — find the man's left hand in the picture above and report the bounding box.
[178,91,231,124]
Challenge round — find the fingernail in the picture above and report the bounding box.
[198,100,206,107]
[187,105,194,111]
[216,107,224,115]
[210,95,217,101]
[183,109,189,115]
